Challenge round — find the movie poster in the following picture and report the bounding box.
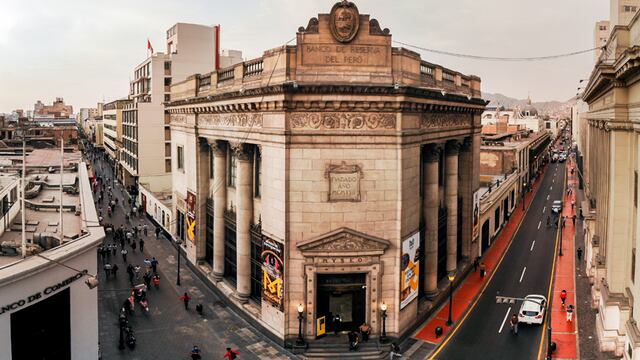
[472,190,480,240]
[262,238,284,311]
[400,232,420,309]
[186,191,196,243]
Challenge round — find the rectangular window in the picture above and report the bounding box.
[209,148,215,179]
[633,248,637,283]
[635,171,638,208]
[494,207,501,231]
[228,150,237,187]
[177,145,184,170]
[164,77,172,86]
[177,211,185,241]
[164,94,171,102]
[254,150,262,198]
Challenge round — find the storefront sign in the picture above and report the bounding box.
[186,191,196,243]
[262,238,284,311]
[326,162,361,202]
[302,44,389,67]
[400,232,420,309]
[472,190,480,240]
[0,270,87,316]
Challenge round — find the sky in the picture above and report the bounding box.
[0,0,608,111]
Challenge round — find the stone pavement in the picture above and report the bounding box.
[89,151,294,360]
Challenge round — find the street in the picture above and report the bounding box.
[89,152,293,360]
[433,161,566,359]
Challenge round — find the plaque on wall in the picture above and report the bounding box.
[326,162,362,202]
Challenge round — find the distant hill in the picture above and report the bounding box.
[482,92,575,119]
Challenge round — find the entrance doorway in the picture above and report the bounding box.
[481,219,490,253]
[316,273,366,337]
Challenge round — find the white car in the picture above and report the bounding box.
[518,295,547,325]
[551,200,562,214]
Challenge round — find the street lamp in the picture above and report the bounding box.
[380,302,388,343]
[446,271,456,326]
[522,182,527,211]
[176,238,183,286]
[296,304,306,346]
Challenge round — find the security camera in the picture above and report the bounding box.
[85,276,99,289]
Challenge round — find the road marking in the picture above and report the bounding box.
[550,186,553,190]
[498,307,512,333]
[547,195,550,200]
[538,221,541,229]
[519,267,527,283]
[530,241,535,251]
[543,206,546,213]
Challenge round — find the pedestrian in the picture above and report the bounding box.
[359,322,371,342]
[126,231,132,245]
[126,264,134,286]
[143,224,148,236]
[103,263,112,278]
[577,247,583,261]
[131,240,137,252]
[560,289,567,307]
[572,215,576,226]
[139,239,144,253]
[473,257,479,272]
[348,330,360,351]
[571,199,575,210]
[119,236,125,248]
[155,227,161,239]
[111,244,117,256]
[134,265,141,279]
[479,262,486,278]
[121,248,128,263]
[510,314,519,335]
[143,271,152,288]
[112,263,119,277]
[390,342,402,359]
[151,257,159,273]
[180,292,191,310]
[566,304,574,322]
[223,347,239,360]
[546,215,550,227]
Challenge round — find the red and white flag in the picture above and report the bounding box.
[147,39,154,55]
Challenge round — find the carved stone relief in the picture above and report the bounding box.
[199,113,263,128]
[421,113,471,129]
[290,112,396,130]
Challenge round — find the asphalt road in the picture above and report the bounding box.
[435,161,566,360]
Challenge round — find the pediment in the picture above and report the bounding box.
[297,227,390,255]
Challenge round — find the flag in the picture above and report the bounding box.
[147,39,153,55]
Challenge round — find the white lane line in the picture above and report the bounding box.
[550,186,553,190]
[530,240,535,251]
[547,195,550,200]
[538,221,541,229]
[499,307,512,333]
[543,206,546,213]
[519,267,527,283]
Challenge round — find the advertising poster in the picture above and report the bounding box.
[472,190,480,240]
[262,238,284,310]
[186,191,196,243]
[400,232,420,309]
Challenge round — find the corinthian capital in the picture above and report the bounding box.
[424,144,442,162]
[445,139,461,156]
[229,141,253,161]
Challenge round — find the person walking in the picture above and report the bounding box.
[121,248,128,263]
[223,347,239,360]
[143,271,152,289]
[131,240,137,252]
[155,227,161,239]
[139,239,145,253]
[479,262,486,278]
[151,257,159,273]
[390,343,402,359]
[180,292,191,310]
[111,263,119,278]
[566,304,574,322]
[103,263,112,279]
[190,345,202,360]
[546,215,550,227]
[510,314,519,335]
[560,289,567,307]
[126,265,134,286]
[577,247,583,261]
[134,265,141,280]
[143,224,148,236]
[572,215,576,226]
[111,244,117,256]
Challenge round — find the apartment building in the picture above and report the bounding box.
[594,21,610,63]
[103,99,131,183]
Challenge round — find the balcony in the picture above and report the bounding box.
[243,58,264,78]
[217,67,235,83]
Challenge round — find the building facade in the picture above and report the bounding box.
[33,98,74,119]
[167,2,485,344]
[103,99,130,182]
[582,6,640,358]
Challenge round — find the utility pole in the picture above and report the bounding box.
[20,131,26,258]
[59,137,64,241]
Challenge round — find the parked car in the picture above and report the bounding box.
[551,200,562,213]
[518,294,547,325]
[551,154,559,163]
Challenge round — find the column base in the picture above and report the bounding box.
[234,292,250,304]
[424,289,439,300]
[210,271,223,282]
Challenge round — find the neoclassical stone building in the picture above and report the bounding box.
[166,1,485,344]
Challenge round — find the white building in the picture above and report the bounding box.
[481,100,544,133]
[0,150,103,359]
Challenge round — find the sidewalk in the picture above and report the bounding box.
[549,158,579,359]
[413,164,547,345]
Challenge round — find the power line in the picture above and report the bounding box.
[393,40,602,62]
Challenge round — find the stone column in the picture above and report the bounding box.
[423,144,441,297]
[459,137,473,261]
[445,140,460,273]
[210,140,226,281]
[232,142,253,303]
[195,138,210,262]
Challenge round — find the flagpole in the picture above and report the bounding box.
[21,134,26,258]
[60,138,64,242]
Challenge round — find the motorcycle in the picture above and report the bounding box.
[139,298,149,313]
[152,275,160,289]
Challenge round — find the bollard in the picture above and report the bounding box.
[435,326,443,337]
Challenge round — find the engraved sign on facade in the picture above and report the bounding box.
[326,162,362,202]
[421,113,471,129]
[329,1,360,43]
[199,113,263,128]
[290,112,395,130]
[302,44,389,66]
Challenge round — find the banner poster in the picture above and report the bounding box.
[186,191,196,243]
[400,232,420,309]
[472,190,480,240]
[262,238,284,310]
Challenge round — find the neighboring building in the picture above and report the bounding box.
[481,99,545,133]
[0,148,103,359]
[78,107,99,125]
[103,99,130,182]
[595,21,611,63]
[167,2,484,345]
[581,5,640,357]
[33,98,74,119]
[543,117,562,140]
[121,22,235,194]
[611,0,640,26]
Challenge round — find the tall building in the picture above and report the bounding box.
[166,1,484,346]
[121,23,234,193]
[594,21,610,63]
[581,2,640,356]
[611,0,640,26]
[33,97,73,119]
[103,99,131,181]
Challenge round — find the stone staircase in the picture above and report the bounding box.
[297,336,390,360]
